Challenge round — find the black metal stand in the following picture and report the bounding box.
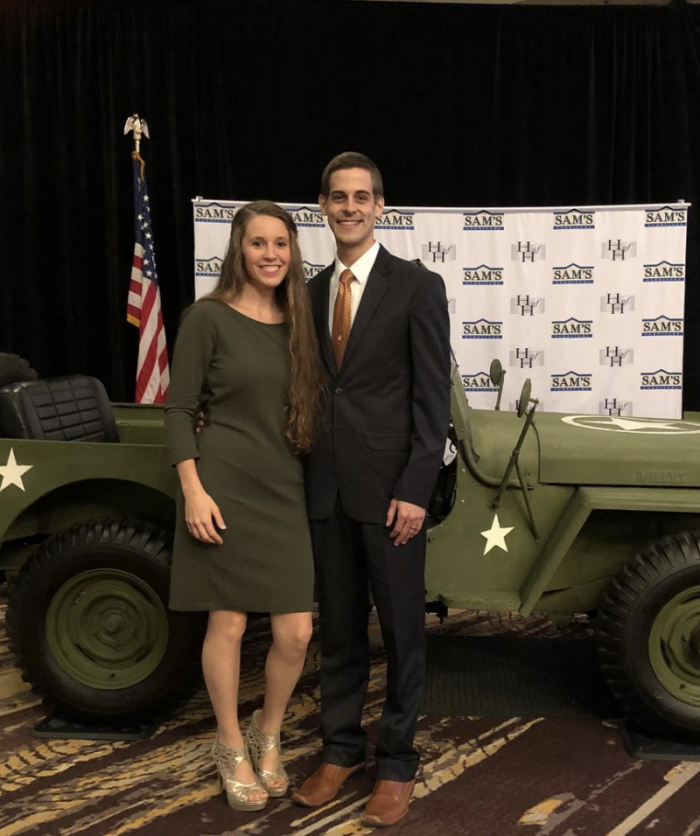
[34,710,160,741]
[619,719,700,761]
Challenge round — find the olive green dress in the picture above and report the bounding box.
[164,298,313,613]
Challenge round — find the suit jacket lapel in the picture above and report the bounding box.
[313,266,338,378]
[341,245,391,370]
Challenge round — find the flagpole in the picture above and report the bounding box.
[125,113,148,179]
[124,114,170,405]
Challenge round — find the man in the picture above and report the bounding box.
[292,152,451,827]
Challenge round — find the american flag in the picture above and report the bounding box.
[126,159,170,403]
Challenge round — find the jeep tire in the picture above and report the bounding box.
[6,519,202,723]
[597,530,700,740]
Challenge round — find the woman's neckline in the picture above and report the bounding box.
[213,299,286,326]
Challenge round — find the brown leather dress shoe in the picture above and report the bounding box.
[291,762,365,807]
[361,779,416,827]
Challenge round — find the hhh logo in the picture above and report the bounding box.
[640,370,682,390]
[643,262,685,282]
[642,316,684,337]
[462,372,499,392]
[645,206,687,227]
[599,398,633,417]
[463,210,504,231]
[422,241,456,263]
[551,371,593,392]
[600,347,634,367]
[462,319,503,339]
[552,209,596,230]
[462,265,504,285]
[512,241,546,262]
[194,203,236,223]
[375,209,415,230]
[511,295,545,316]
[602,239,637,260]
[601,293,635,314]
[510,348,544,369]
[551,318,593,339]
[552,263,594,285]
[195,256,223,277]
[289,206,325,227]
[303,261,325,280]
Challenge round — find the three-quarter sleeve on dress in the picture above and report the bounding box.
[164,302,216,466]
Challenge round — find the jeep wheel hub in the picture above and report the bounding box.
[649,586,700,706]
[46,568,169,690]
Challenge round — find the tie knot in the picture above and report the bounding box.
[340,269,354,287]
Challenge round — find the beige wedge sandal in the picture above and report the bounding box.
[245,709,289,797]
[212,736,269,811]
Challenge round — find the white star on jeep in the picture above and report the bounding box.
[481,514,514,556]
[590,417,681,431]
[562,415,700,434]
[0,448,33,493]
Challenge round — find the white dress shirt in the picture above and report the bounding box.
[328,241,380,335]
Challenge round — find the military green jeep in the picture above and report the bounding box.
[1,353,700,741]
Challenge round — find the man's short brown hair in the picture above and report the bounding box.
[320,152,384,199]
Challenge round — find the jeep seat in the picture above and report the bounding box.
[0,376,118,442]
[0,353,38,389]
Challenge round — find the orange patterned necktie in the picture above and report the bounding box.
[331,268,354,368]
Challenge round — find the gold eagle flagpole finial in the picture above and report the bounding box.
[124,113,150,179]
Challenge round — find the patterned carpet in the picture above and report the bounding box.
[2,602,700,836]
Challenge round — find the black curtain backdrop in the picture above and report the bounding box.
[1,0,700,406]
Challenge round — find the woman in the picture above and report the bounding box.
[164,201,324,811]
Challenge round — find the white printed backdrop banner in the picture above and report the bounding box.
[193,200,689,419]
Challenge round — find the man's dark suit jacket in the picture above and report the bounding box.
[305,245,452,525]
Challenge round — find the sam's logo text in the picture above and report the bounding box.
[551,318,593,338]
[462,372,498,392]
[303,261,325,280]
[463,211,504,231]
[195,204,236,223]
[643,262,685,282]
[645,207,687,227]
[376,209,415,230]
[553,264,594,284]
[553,209,595,230]
[195,256,223,277]
[642,316,683,337]
[289,206,325,227]
[463,265,503,285]
[640,370,682,390]
[462,319,503,339]
[551,372,592,392]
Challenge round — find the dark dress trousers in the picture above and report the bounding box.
[305,244,451,781]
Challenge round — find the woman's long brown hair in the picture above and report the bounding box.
[206,201,325,453]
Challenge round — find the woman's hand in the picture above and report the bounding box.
[184,489,226,544]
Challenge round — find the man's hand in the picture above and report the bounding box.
[184,488,226,544]
[385,499,426,546]
[194,410,206,434]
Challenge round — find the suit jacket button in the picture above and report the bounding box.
[335,387,343,396]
